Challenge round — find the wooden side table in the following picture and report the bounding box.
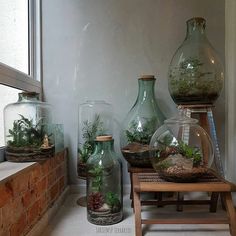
[132,171,236,236]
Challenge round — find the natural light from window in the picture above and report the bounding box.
[0,0,29,74]
[0,85,21,147]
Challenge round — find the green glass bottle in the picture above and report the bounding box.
[120,75,165,167]
[168,17,224,104]
[86,136,123,225]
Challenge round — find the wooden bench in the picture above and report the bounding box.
[132,171,236,236]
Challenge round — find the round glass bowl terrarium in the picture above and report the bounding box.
[168,17,224,105]
[77,100,113,179]
[150,112,214,182]
[4,92,55,162]
[86,135,123,225]
[120,75,165,167]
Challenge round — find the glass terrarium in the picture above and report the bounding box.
[86,135,123,225]
[77,100,113,179]
[168,17,224,105]
[150,111,214,182]
[120,75,165,167]
[4,92,55,162]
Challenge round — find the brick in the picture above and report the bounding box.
[39,193,48,215]
[27,200,40,225]
[59,176,65,193]
[29,166,42,187]
[49,182,59,202]
[12,172,30,196]
[0,227,10,236]
[35,177,47,198]
[2,202,15,228]
[0,181,13,207]
[47,170,57,187]
[9,213,27,236]
[40,159,50,175]
[21,188,36,209]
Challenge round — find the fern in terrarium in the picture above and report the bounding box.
[125,118,156,145]
[7,114,45,148]
[78,114,105,163]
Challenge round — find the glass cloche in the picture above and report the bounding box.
[150,111,214,182]
[4,92,54,162]
[77,100,113,178]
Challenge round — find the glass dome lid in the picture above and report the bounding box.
[150,112,214,182]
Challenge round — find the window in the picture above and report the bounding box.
[0,0,41,154]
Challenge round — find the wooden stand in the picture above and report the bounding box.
[132,171,236,236]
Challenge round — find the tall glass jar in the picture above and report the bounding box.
[86,135,123,225]
[168,17,224,105]
[120,75,165,167]
[4,92,54,162]
[77,100,113,178]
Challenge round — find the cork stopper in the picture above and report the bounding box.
[95,135,113,141]
[139,75,156,80]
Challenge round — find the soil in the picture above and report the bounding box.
[159,166,209,182]
[171,93,218,105]
[121,142,154,167]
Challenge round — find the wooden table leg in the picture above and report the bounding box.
[209,192,219,212]
[133,189,142,236]
[223,192,236,236]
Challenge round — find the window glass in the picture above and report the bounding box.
[0,84,21,147]
[0,0,29,74]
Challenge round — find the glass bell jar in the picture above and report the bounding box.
[120,75,165,167]
[168,17,224,105]
[86,135,123,225]
[77,100,113,179]
[150,111,214,182]
[4,92,54,162]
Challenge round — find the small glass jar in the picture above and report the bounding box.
[77,100,113,178]
[168,17,224,105]
[150,111,214,182]
[86,135,123,225]
[4,92,54,162]
[120,75,165,167]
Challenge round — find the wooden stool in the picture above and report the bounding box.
[128,165,155,208]
[132,170,236,236]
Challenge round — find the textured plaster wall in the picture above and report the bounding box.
[42,0,225,184]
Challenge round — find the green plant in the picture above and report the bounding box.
[177,141,202,166]
[7,114,45,148]
[169,57,221,97]
[155,136,202,166]
[125,118,156,145]
[88,166,103,192]
[78,114,104,163]
[105,191,121,212]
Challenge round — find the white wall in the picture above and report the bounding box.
[42,0,225,184]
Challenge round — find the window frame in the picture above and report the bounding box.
[0,0,42,93]
[0,0,42,161]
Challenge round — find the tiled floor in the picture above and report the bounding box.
[43,193,230,236]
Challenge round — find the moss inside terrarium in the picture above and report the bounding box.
[169,58,223,104]
[121,118,157,167]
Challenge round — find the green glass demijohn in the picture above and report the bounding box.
[168,17,224,105]
[120,75,165,167]
[86,135,123,225]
